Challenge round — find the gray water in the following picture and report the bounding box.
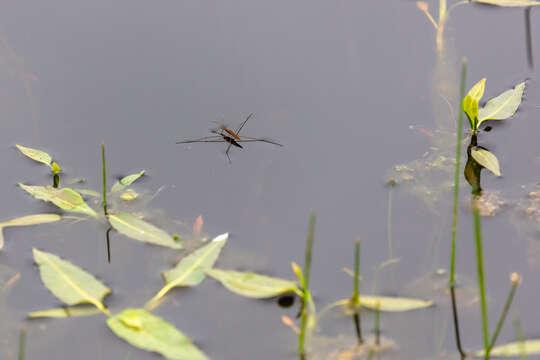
[1,1,539,359]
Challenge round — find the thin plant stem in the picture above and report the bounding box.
[386,180,395,260]
[298,213,316,359]
[101,142,108,216]
[472,197,489,355]
[374,302,381,346]
[18,325,26,360]
[352,238,362,344]
[450,285,467,358]
[450,57,467,287]
[439,0,447,23]
[487,274,521,355]
[106,227,112,263]
[513,316,528,360]
[525,7,533,69]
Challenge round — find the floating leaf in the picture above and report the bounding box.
[111,170,145,193]
[108,212,181,249]
[19,184,97,218]
[462,78,486,129]
[475,339,540,357]
[471,148,501,177]
[146,233,228,308]
[474,0,540,6]
[120,189,139,201]
[478,81,526,125]
[33,248,110,314]
[206,269,300,298]
[358,295,434,312]
[0,214,62,250]
[15,144,52,168]
[28,306,101,318]
[107,308,208,360]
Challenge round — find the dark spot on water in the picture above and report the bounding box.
[484,126,492,132]
[277,294,295,308]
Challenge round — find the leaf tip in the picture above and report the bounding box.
[212,232,228,242]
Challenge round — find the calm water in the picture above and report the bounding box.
[0,1,539,359]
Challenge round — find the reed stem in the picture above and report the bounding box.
[101,142,108,216]
[18,325,26,360]
[472,197,489,355]
[298,213,316,359]
[352,238,362,344]
[374,302,381,346]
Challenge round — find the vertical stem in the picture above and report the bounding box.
[101,142,108,216]
[525,7,534,69]
[374,302,381,346]
[18,325,26,360]
[450,58,467,287]
[386,179,395,260]
[352,238,362,344]
[439,0,447,23]
[298,213,316,359]
[450,286,467,358]
[106,227,112,263]
[487,274,520,355]
[472,197,489,355]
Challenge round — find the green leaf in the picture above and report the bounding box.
[474,0,540,6]
[471,148,501,177]
[462,78,486,130]
[146,233,228,308]
[108,212,182,249]
[19,184,98,218]
[478,81,526,126]
[358,295,434,312]
[28,306,101,318]
[107,308,208,360]
[111,170,145,193]
[15,144,52,168]
[33,248,110,314]
[475,339,540,357]
[0,214,62,250]
[51,162,61,174]
[206,269,300,298]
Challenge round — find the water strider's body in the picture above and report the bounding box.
[176,113,282,162]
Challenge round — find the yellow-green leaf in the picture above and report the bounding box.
[475,339,540,357]
[19,184,97,218]
[358,295,434,312]
[474,0,540,6]
[108,212,182,249]
[33,248,110,313]
[478,81,526,125]
[15,144,52,167]
[51,161,61,174]
[107,308,208,360]
[145,233,228,308]
[471,148,501,177]
[0,214,62,250]
[28,306,101,318]
[462,78,486,130]
[206,268,300,298]
[111,170,145,192]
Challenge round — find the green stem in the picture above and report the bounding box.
[353,238,360,303]
[18,325,26,360]
[472,197,489,355]
[101,142,108,216]
[450,58,467,287]
[487,274,520,355]
[439,0,447,26]
[298,213,316,358]
[374,303,381,346]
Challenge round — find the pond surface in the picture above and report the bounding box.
[0,1,539,359]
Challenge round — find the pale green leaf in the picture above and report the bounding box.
[478,81,526,125]
[19,184,97,218]
[111,170,145,192]
[33,248,110,313]
[51,162,61,174]
[358,295,434,312]
[474,0,540,6]
[28,306,101,318]
[108,212,182,249]
[0,214,62,250]
[77,189,101,197]
[206,268,300,298]
[146,233,228,308]
[462,78,486,130]
[107,308,208,360]
[475,339,540,357]
[471,148,501,177]
[15,144,52,167]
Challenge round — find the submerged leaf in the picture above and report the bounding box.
[19,184,97,217]
[15,144,52,167]
[474,0,540,6]
[0,214,62,250]
[146,233,228,308]
[462,78,486,129]
[111,170,145,193]
[107,308,208,360]
[33,248,110,313]
[478,81,526,126]
[475,339,540,357]
[28,306,101,318]
[358,295,434,312]
[206,268,300,298]
[471,148,501,177]
[108,212,181,249]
